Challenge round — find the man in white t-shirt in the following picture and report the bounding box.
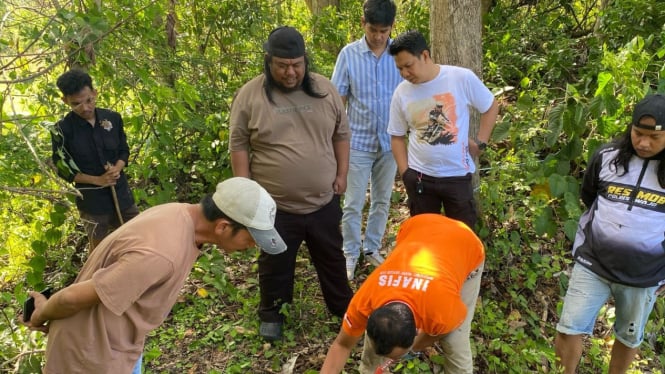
[387,30,499,229]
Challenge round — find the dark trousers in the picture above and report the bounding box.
[402,168,477,229]
[258,195,353,323]
[80,204,140,249]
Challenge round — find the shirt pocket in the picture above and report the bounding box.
[102,130,120,150]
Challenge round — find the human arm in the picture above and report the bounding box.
[24,280,100,332]
[50,114,128,187]
[72,167,121,187]
[410,330,443,352]
[230,150,251,178]
[228,88,252,178]
[92,113,130,185]
[333,139,350,194]
[115,116,131,166]
[330,49,349,109]
[105,159,126,181]
[73,159,126,187]
[470,98,499,157]
[50,122,78,183]
[320,329,362,373]
[391,135,409,177]
[579,147,604,208]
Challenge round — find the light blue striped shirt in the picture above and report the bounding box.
[331,37,403,152]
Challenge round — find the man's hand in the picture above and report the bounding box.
[21,280,101,333]
[411,331,442,352]
[104,162,123,176]
[97,169,120,186]
[21,291,50,333]
[333,174,347,195]
[97,161,124,186]
[469,139,483,158]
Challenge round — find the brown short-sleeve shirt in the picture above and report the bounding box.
[230,73,350,214]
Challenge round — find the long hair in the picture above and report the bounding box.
[262,54,327,104]
[610,125,665,188]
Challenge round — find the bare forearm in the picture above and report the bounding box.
[390,136,409,176]
[411,332,441,352]
[31,280,100,326]
[321,344,352,373]
[230,150,251,177]
[333,139,350,178]
[321,331,360,373]
[477,99,499,143]
[73,172,102,186]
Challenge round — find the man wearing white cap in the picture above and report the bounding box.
[555,94,665,373]
[22,177,285,374]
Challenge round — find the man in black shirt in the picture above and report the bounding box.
[51,69,139,250]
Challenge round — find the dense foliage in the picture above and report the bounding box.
[1,0,664,372]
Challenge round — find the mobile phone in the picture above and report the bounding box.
[23,288,53,322]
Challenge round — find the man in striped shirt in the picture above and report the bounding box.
[331,0,403,280]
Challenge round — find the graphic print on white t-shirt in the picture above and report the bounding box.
[414,93,459,146]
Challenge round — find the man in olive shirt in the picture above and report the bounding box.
[230,26,354,341]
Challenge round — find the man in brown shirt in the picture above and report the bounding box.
[230,26,354,341]
[23,178,285,373]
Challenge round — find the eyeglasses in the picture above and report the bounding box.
[68,95,96,110]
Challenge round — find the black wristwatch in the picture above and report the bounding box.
[475,139,487,151]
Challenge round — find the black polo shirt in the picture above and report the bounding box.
[51,108,135,215]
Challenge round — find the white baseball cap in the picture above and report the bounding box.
[212,177,286,255]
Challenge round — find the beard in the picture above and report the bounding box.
[272,79,302,93]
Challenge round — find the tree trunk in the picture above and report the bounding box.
[430,0,482,74]
[304,0,340,15]
[481,0,493,19]
[429,0,486,220]
[304,0,341,56]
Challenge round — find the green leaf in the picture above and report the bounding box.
[53,202,69,214]
[546,103,565,147]
[563,219,579,241]
[559,136,583,161]
[516,92,534,111]
[31,240,47,255]
[595,71,613,96]
[28,256,46,272]
[492,116,511,142]
[548,174,566,198]
[50,210,66,227]
[26,271,43,287]
[44,228,62,244]
[534,207,556,237]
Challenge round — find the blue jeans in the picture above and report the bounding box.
[342,149,397,258]
[132,353,142,374]
[557,263,659,348]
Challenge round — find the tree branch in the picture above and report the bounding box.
[0,0,161,85]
